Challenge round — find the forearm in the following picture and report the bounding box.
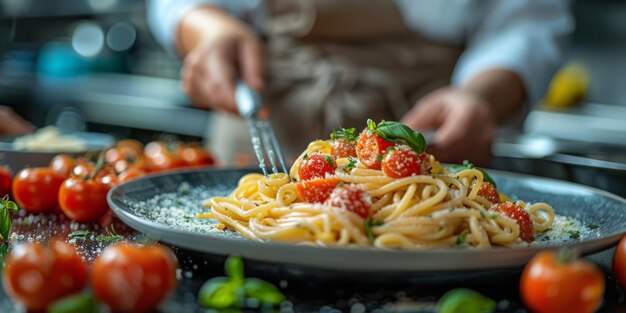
[460,69,526,123]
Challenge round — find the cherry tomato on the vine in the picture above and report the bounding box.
[0,166,11,197]
[58,176,111,222]
[12,167,64,213]
[326,183,371,218]
[492,202,534,242]
[3,240,87,311]
[49,154,76,178]
[91,243,178,313]
[356,128,395,170]
[298,152,337,181]
[179,145,215,167]
[520,249,604,313]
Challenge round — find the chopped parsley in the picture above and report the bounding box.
[325,155,335,167]
[456,233,467,246]
[375,154,384,163]
[303,153,308,160]
[364,218,384,242]
[586,224,599,230]
[330,127,358,142]
[568,230,581,239]
[344,157,357,173]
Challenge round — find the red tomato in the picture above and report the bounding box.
[12,167,64,213]
[58,177,111,222]
[2,240,88,311]
[298,152,337,181]
[478,182,500,205]
[297,177,341,203]
[492,202,534,242]
[331,139,357,158]
[49,154,76,178]
[326,184,371,218]
[179,145,215,167]
[116,139,144,155]
[71,162,94,179]
[381,146,430,178]
[118,167,147,182]
[0,166,11,197]
[91,244,178,313]
[521,250,604,313]
[613,235,626,289]
[355,128,395,170]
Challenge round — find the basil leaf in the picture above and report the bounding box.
[48,294,98,313]
[225,255,244,285]
[437,288,496,313]
[243,278,285,305]
[0,208,10,241]
[373,121,426,153]
[198,277,243,309]
[330,128,357,142]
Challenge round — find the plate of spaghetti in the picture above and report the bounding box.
[108,120,626,272]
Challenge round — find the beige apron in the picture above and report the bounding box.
[208,0,462,165]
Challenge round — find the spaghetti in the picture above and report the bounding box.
[200,121,555,249]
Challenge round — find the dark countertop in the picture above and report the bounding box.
[1,210,625,313]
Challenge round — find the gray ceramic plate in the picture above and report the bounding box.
[108,168,626,272]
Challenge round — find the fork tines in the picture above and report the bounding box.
[245,118,289,176]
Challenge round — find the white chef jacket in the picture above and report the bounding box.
[147,0,573,105]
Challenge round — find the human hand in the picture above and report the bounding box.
[180,7,264,113]
[0,106,34,136]
[401,87,496,166]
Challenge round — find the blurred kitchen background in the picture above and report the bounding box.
[0,0,624,196]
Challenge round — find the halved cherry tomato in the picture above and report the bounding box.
[521,249,604,313]
[179,145,215,167]
[478,182,500,205]
[326,184,371,218]
[12,167,64,213]
[331,139,357,158]
[58,177,111,222]
[492,202,534,242]
[613,235,626,289]
[91,243,178,313]
[297,177,341,203]
[298,152,337,181]
[381,146,430,178]
[49,154,76,178]
[356,128,395,170]
[3,240,88,311]
[0,166,11,197]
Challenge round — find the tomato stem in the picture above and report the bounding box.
[90,150,107,180]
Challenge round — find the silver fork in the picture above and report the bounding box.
[235,81,289,176]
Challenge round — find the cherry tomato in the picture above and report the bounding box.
[492,202,534,242]
[58,177,110,222]
[71,162,94,179]
[298,152,337,181]
[116,139,144,155]
[49,154,76,178]
[326,184,371,218]
[91,243,178,313]
[12,167,64,213]
[0,166,11,197]
[356,128,395,170]
[478,182,500,205]
[118,167,147,182]
[520,250,604,313]
[331,139,357,158]
[297,177,341,203]
[3,240,88,311]
[381,146,430,178]
[612,235,626,289]
[179,145,215,167]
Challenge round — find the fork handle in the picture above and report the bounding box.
[235,80,263,119]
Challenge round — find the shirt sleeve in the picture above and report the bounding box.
[451,0,574,105]
[146,0,263,54]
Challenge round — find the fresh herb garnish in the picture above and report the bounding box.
[367,119,426,153]
[375,154,384,163]
[0,196,19,242]
[568,230,581,239]
[69,230,93,241]
[344,157,357,173]
[364,219,384,242]
[48,293,98,313]
[447,160,498,188]
[437,288,496,313]
[303,153,308,160]
[456,233,467,246]
[198,255,285,309]
[96,225,124,243]
[330,127,358,142]
[324,155,335,167]
[587,224,599,230]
